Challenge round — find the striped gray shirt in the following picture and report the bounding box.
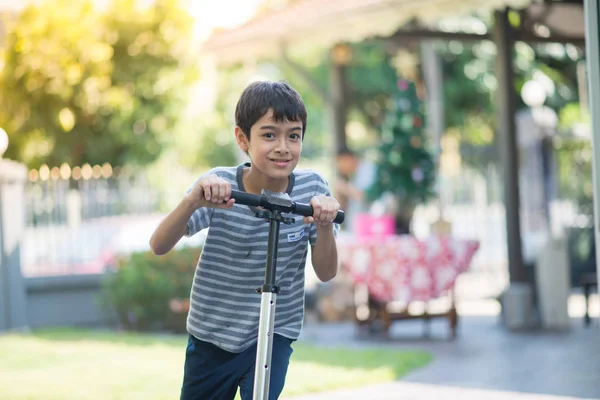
[185,163,337,353]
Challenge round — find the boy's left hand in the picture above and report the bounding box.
[304,195,340,226]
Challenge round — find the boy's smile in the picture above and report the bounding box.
[235,108,303,193]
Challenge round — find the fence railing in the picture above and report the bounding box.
[21,162,208,277]
[22,164,165,276]
[25,164,160,227]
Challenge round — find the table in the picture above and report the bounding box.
[337,234,480,337]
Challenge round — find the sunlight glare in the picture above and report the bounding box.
[187,0,262,40]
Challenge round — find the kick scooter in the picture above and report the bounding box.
[229,189,344,400]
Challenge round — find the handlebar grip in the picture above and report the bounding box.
[293,204,345,224]
[293,203,313,217]
[229,190,262,207]
[333,210,345,224]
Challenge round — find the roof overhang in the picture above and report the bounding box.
[203,0,532,65]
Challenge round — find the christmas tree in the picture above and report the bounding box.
[366,79,437,234]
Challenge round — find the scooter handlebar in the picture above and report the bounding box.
[228,190,263,208]
[229,190,345,224]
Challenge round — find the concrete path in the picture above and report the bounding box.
[286,382,590,400]
[287,314,600,400]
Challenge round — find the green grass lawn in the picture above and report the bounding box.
[0,328,432,400]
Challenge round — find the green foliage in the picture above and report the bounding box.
[437,38,585,169]
[558,102,590,130]
[101,246,201,331]
[367,79,436,216]
[177,112,238,171]
[438,41,500,168]
[275,42,398,153]
[206,42,398,160]
[0,0,197,169]
[174,63,244,170]
[197,126,239,169]
[276,58,331,158]
[556,102,593,216]
[440,42,495,138]
[555,138,593,215]
[346,42,404,130]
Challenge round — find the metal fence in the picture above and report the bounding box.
[22,164,163,277]
[25,164,160,226]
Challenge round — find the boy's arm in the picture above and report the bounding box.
[306,192,340,282]
[149,174,234,256]
[311,224,338,282]
[149,197,196,256]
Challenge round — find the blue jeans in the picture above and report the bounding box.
[180,334,294,400]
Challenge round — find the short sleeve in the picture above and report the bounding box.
[184,170,217,238]
[309,172,340,245]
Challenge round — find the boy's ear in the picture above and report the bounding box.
[234,126,249,152]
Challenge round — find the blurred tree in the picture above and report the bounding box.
[555,103,593,216]
[366,79,436,234]
[437,37,585,170]
[275,41,398,155]
[189,63,246,170]
[275,36,585,173]
[346,42,401,133]
[214,0,406,155]
[0,0,197,169]
[268,57,330,158]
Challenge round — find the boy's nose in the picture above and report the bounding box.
[274,139,289,153]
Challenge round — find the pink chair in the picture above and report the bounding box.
[354,213,396,238]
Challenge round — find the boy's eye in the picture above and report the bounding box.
[290,133,301,140]
[262,133,275,139]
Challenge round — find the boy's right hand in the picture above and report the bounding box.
[185,174,235,210]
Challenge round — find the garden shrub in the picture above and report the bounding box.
[101,246,201,332]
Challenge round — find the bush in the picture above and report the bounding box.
[101,246,201,332]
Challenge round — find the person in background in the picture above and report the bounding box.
[334,148,376,233]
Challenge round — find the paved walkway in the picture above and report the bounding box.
[286,313,600,400]
[287,382,590,400]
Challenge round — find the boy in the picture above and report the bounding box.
[149,80,340,400]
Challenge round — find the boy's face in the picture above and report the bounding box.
[235,109,303,181]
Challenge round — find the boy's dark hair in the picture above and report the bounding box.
[336,148,356,157]
[235,80,307,139]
